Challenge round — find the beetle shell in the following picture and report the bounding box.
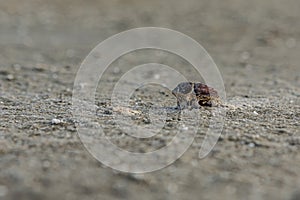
[172,82,220,109]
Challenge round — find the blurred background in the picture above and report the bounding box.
[1,0,299,69]
[0,0,299,200]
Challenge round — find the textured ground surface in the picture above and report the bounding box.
[0,0,300,200]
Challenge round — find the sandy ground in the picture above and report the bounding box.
[0,0,300,200]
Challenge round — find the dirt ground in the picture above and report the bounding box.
[0,0,300,200]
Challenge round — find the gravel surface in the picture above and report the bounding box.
[0,0,300,200]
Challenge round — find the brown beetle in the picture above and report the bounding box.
[172,82,220,109]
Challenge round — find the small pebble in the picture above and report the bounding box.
[239,51,250,62]
[154,74,160,79]
[253,111,259,115]
[6,74,14,81]
[180,125,189,131]
[51,118,62,124]
[248,143,255,148]
[142,118,151,124]
[252,134,260,139]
